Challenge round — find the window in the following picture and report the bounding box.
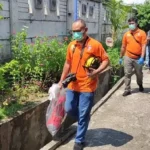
[49,0,57,11]
[82,4,87,15]
[89,6,94,16]
[34,0,43,9]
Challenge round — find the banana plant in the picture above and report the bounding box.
[102,0,132,42]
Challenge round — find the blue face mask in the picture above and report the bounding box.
[129,24,136,30]
[73,32,83,41]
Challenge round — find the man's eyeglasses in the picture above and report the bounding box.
[128,22,135,25]
[72,30,82,33]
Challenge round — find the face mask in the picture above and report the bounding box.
[73,31,83,41]
[129,24,136,30]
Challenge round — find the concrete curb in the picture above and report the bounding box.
[40,126,77,150]
[91,76,124,116]
[40,76,125,150]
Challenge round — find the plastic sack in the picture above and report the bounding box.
[46,84,66,136]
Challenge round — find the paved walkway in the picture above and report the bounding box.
[57,70,150,150]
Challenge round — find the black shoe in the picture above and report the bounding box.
[73,142,84,150]
[122,91,131,96]
[139,85,144,92]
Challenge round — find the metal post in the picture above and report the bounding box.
[74,0,78,21]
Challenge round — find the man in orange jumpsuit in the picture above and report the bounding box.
[119,17,147,96]
[59,19,109,150]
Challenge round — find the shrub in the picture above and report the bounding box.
[0,28,69,119]
[107,47,120,68]
[0,28,68,93]
[106,43,123,86]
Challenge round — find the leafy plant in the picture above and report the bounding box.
[0,69,7,90]
[106,45,123,86]
[107,47,120,69]
[10,28,67,89]
[102,0,132,41]
[0,3,3,20]
[0,27,68,111]
[136,0,150,32]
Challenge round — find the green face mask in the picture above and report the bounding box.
[73,32,83,41]
[129,24,136,30]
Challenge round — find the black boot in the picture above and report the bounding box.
[139,85,144,92]
[122,91,131,96]
[73,142,84,150]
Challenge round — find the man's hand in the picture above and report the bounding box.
[87,59,109,78]
[119,58,123,65]
[137,57,144,65]
[87,68,99,78]
[58,81,63,89]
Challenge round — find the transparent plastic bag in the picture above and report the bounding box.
[48,83,61,101]
[46,84,66,136]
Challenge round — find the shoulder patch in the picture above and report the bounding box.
[127,33,131,37]
[70,44,76,52]
[87,45,92,51]
[137,32,140,36]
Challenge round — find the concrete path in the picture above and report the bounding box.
[57,70,150,150]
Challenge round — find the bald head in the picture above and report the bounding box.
[72,19,87,33]
[73,19,86,28]
[72,19,88,42]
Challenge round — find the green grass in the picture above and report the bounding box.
[0,102,35,120]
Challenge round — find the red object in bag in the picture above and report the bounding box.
[46,94,66,136]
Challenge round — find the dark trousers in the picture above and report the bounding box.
[124,56,143,92]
